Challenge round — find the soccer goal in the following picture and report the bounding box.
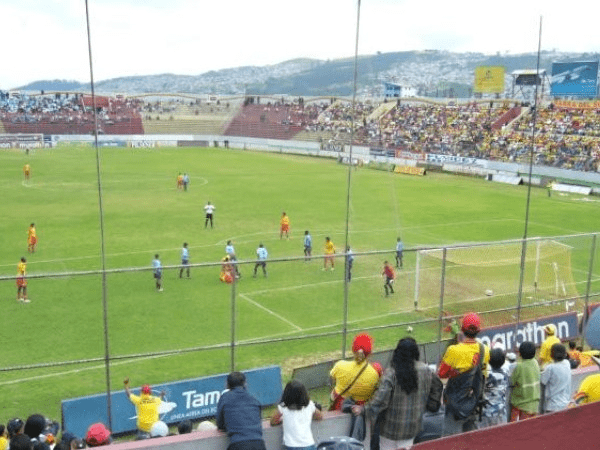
[413,238,577,311]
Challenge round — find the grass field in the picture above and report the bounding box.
[1,145,599,423]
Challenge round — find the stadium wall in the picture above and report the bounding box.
[51,135,600,186]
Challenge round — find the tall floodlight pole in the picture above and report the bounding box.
[514,16,543,347]
[84,0,112,429]
[342,0,361,358]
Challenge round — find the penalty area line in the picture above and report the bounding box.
[238,293,303,332]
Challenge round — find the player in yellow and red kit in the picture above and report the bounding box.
[280,212,290,239]
[27,223,37,253]
[23,164,31,182]
[16,257,30,303]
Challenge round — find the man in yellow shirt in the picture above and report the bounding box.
[16,257,30,304]
[438,312,490,435]
[280,212,290,239]
[329,333,379,410]
[124,378,165,438]
[27,223,37,253]
[574,373,600,405]
[323,237,336,271]
[539,324,561,367]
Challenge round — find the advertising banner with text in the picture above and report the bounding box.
[477,312,578,351]
[62,366,282,438]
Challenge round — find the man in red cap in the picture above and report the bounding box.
[329,333,380,410]
[438,312,490,436]
[124,378,165,439]
[85,423,111,447]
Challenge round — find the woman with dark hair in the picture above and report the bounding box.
[354,338,442,450]
[270,380,323,450]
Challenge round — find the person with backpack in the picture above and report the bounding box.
[329,333,380,411]
[438,312,490,436]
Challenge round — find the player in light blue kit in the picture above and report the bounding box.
[395,237,404,269]
[253,243,268,278]
[226,240,241,279]
[152,254,163,291]
[304,230,312,261]
[179,243,190,278]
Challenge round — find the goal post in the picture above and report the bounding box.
[413,238,577,311]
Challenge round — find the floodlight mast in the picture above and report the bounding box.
[342,0,361,359]
[84,0,113,430]
[514,15,543,350]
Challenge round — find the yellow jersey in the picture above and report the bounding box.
[17,261,26,276]
[28,226,36,239]
[129,393,162,432]
[539,336,561,366]
[439,341,490,378]
[575,374,600,405]
[330,360,379,402]
[325,241,335,255]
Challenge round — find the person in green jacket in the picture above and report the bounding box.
[509,341,541,421]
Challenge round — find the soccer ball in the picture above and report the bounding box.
[485,289,493,296]
[406,326,413,333]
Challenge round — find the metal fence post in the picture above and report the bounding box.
[582,234,597,346]
[437,247,447,358]
[230,264,237,371]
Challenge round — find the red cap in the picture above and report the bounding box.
[371,362,383,377]
[85,423,111,447]
[141,384,151,395]
[461,313,481,333]
[352,333,373,356]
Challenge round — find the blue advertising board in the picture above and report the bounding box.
[61,366,282,438]
[551,61,599,97]
[477,312,579,351]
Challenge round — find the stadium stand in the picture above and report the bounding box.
[140,99,239,135]
[2,91,600,171]
[223,104,307,140]
[0,93,143,135]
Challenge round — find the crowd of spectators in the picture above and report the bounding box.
[0,92,143,134]
[1,90,600,171]
[2,320,599,450]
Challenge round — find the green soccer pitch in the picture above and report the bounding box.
[1,145,599,423]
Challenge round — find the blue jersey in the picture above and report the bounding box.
[152,258,162,275]
[257,247,268,260]
[225,245,235,256]
[396,241,404,253]
[181,247,189,262]
[304,234,312,248]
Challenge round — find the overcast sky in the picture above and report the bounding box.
[1,0,598,89]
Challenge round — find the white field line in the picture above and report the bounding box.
[238,293,302,331]
[527,220,585,235]
[0,353,170,387]
[244,274,384,295]
[0,219,521,270]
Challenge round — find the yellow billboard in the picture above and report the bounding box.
[474,66,505,93]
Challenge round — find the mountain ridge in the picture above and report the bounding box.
[14,50,600,97]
